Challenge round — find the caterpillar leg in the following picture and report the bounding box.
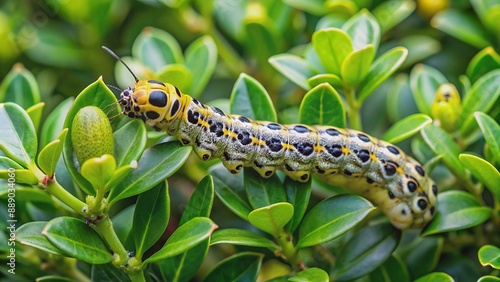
[193,146,213,161]
[222,160,244,174]
[252,165,276,178]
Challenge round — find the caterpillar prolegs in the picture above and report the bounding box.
[104,47,437,230]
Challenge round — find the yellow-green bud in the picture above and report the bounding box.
[431,83,461,132]
[71,106,114,165]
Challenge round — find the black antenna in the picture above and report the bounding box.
[102,46,139,82]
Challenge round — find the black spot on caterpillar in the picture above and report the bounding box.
[103,46,438,229]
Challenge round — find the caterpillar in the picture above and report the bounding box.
[102,46,437,230]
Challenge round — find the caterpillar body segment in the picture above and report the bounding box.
[104,47,437,230]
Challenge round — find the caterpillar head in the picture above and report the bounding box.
[102,46,184,127]
[382,159,438,229]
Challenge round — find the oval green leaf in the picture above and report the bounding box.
[108,141,191,206]
[341,45,375,87]
[248,202,294,237]
[156,64,193,94]
[414,272,454,282]
[307,73,343,89]
[179,175,215,225]
[459,154,500,201]
[185,35,217,98]
[244,168,286,209]
[0,103,37,168]
[332,224,400,281]
[369,255,410,282]
[284,176,311,233]
[113,119,146,168]
[210,228,280,251]
[299,83,345,128]
[431,10,491,49]
[210,163,252,220]
[16,222,63,255]
[422,190,492,235]
[202,252,263,282]
[269,54,314,90]
[230,73,277,122]
[40,97,73,148]
[132,27,183,71]
[38,129,68,176]
[81,154,116,191]
[421,124,466,176]
[42,217,113,264]
[144,217,217,263]
[383,114,432,144]
[475,112,500,164]
[289,267,329,282]
[357,47,408,103]
[373,0,415,33]
[466,47,500,83]
[478,245,500,269]
[409,64,448,115]
[312,28,353,75]
[132,181,169,258]
[458,70,500,138]
[342,9,380,52]
[297,194,375,248]
[0,64,41,109]
[26,102,45,132]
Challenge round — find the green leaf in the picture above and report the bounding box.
[478,276,500,282]
[91,263,130,282]
[104,161,137,193]
[342,9,380,52]
[289,267,329,282]
[133,27,183,72]
[243,17,283,67]
[421,124,466,176]
[399,35,441,68]
[307,73,343,89]
[42,217,113,264]
[478,245,500,269]
[459,154,500,201]
[297,195,375,248]
[373,0,415,33]
[80,154,116,191]
[40,97,73,148]
[202,252,263,282]
[475,112,500,164]
[284,0,325,15]
[210,163,252,220]
[414,272,454,282]
[179,175,214,225]
[0,103,37,168]
[38,129,68,176]
[108,141,191,205]
[383,114,432,144]
[158,176,212,281]
[16,222,63,255]
[113,119,147,168]
[185,36,217,98]
[332,224,400,281]
[341,45,375,87]
[144,217,217,263]
[431,9,491,49]
[245,168,286,209]
[422,190,492,235]
[357,47,408,103]
[26,102,45,132]
[132,181,169,258]
[62,77,120,195]
[299,83,346,128]
[312,28,353,76]
[248,202,294,237]
[0,169,37,184]
[369,255,410,282]
[284,176,311,233]
[269,54,314,90]
[410,64,448,115]
[157,239,210,282]
[0,64,41,109]
[156,64,193,94]
[400,236,443,279]
[458,70,500,138]
[466,47,500,83]
[210,228,280,250]
[230,73,277,122]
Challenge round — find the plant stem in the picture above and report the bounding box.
[276,232,303,270]
[345,87,362,131]
[45,179,86,216]
[93,216,129,266]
